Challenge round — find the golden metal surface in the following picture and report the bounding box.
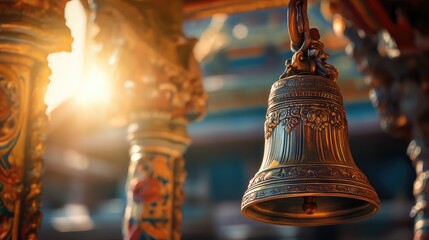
[241,0,379,226]
[0,1,71,239]
[91,0,207,239]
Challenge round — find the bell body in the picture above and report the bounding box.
[241,75,380,226]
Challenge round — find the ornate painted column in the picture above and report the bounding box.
[91,0,207,239]
[0,1,71,239]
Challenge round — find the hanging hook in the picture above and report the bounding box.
[281,0,338,81]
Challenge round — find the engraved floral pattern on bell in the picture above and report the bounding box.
[264,104,346,138]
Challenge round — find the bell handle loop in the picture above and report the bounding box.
[282,0,339,81]
[288,0,311,53]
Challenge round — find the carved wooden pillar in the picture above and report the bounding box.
[92,0,207,239]
[409,129,429,239]
[337,19,429,240]
[395,61,429,240]
[0,1,71,239]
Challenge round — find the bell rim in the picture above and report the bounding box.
[241,191,380,226]
[242,165,379,205]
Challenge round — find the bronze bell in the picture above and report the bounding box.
[241,75,380,226]
[241,0,380,226]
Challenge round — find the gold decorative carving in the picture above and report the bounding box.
[0,1,71,239]
[92,0,206,124]
[0,65,24,240]
[91,0,207,239]
[22,63,51,239]
[0,1,71,56]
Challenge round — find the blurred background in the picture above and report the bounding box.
[39,1,415,239]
